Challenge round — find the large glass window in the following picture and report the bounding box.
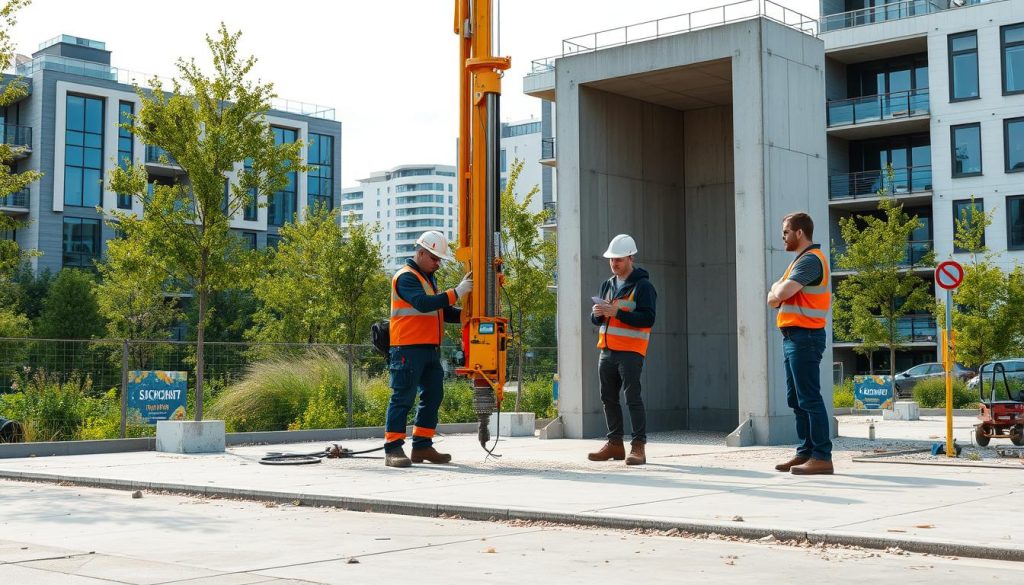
[307,133,334,212]
[268,127,297,226]
[1005,117,1024,173]
[1002,23,1024,95]
[62,217,101,268]
[64,95,104,207]
[948,31,979,101]
[952,199,985,252]
[1008,196,1024,250]
[242,158,258,221]
[951,123,982,177]
[116,102,133,209]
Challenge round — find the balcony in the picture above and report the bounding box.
[834,315,937,345]
[0,187,28,212]
[828,166,932,209]
[832,239,933,273]
[540,137,555,167]
[820,0,947,33]
[542,201,557,231]
[826,89,929,139]
[144,145,185,177]
[1,123,32,157]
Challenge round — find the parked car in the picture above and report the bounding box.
[893,362,976,398]
[967,359,1024,395]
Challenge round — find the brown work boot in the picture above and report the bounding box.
[625,440,646,466]
[774,456,810,472]
[410,446,452,464]
[385,448,412,468]
[587,438,625,461]
[790,458,834,475]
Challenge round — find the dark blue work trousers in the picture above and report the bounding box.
[782,327,832,461]
[384,345,444,451]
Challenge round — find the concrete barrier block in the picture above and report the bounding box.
[882,401,920,421]
[726,418,754,447]
[487,412,536,438]
[538,416,564,440]
[156,420,226,454]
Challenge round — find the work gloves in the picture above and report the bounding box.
[455,272,473,299]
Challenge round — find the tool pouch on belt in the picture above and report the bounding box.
[370,320,390,357]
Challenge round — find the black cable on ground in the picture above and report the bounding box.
[258,443,385,465]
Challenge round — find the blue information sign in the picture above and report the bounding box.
[853,375,894,410]
[127,371,188,424]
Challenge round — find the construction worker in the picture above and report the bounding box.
[384,230,473,468]
[768,212,833,475]
[587,234,657,465]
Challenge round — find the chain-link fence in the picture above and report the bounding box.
[0,338,558,443]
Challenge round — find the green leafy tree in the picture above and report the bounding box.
[108,25,305,418]
[832,195,935,378]
[247,207,388,345]
[187,288,260,342]
[500,159,556,410]
[34,269,105,339]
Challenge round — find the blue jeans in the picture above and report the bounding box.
[782,327,831,461]
[384,346,444,451]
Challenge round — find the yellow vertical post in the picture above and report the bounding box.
[944,292,954,458]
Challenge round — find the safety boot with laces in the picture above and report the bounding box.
[587,438,625,461]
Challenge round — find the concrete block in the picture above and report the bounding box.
[726,418,754,447]
[156,420,225,454]
[487,412,536,438]
[882,401,920,421]
[538,416,564,440]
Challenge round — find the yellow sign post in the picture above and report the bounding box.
[935,260,964,458]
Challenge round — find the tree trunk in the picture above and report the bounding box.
[868,352,874,375]
[889,345,896,406]
[195,286,206,421]
[514,311,524,412]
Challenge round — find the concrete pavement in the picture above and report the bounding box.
[0,415,1021,563]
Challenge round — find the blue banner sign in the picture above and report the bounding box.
[127,371,188,424]
[853,375,894,410]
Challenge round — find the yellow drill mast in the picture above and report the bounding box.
[453,0,510,447]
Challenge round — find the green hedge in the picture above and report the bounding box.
[833,379,855,408]
[912,377,977,409]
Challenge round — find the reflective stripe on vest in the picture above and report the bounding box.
[776,247,831,329]
[597,288,652,356]
[390,266,442,346]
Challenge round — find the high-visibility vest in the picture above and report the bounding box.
[390,266,443,346]
[776,247,831,329]
[597,287,651,356]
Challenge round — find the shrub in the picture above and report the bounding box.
[439,378,476,423]
[912,377,976,409]
[833,379,855,408]
[507,376,558,418]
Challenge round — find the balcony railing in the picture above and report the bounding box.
[145,145,179,166]
[541,137,555,160]
[827,89,929,127]
[0,188,28,208]
[828,165,932,200]
[832,239,933,270]
[820,0,946,32]
[542,201,556,226]
[1,124,31,149]
[834,315,937,343]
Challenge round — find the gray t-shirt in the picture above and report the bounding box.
[788,245,824,287]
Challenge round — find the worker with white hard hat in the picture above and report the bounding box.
[383,230,473,468]
[588,234,657,466]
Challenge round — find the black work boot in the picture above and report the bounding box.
[385,448,412,468]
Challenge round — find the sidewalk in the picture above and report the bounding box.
[1,415,1021,561]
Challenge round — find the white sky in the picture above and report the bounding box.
[10,0,820,186]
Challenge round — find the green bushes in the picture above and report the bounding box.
[912,377,977,409]
[833,379,855,408]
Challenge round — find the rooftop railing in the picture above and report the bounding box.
[827,89,929,127]
[821,0,947,32]
[530,0,817,74]
[1,123,31,149]
[834,315,937,343]
[832,239,934,270]
[828,165,932,200]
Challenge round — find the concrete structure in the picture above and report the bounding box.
[821,0,1024,376]
[500,116,556,220]
[341,164,458,272]
[0,34,341,273]
[524,10,829,445]
[155,420,225,454]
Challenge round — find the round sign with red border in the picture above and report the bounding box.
[935,260,964,290]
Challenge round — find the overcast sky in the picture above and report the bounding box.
[10,0,820,186]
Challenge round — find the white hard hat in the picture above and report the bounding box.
[603,234,637,258]
[415,230,454,261]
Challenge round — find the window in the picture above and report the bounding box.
[241,231,257,250]
[116,102,133,209]
[268,127,297,226]
[951,123,982,177]
[266,234,282,250]
[1005,118,1024,173]
[307,133,334,211]
[64,95,104,207]
[952,199,984,252]
[948,31,979,101]
[1008,195,1024,250]
[500,149,507,172]
[1002,23,1024,95]
[62,217,101,268]
[242,158,258,220]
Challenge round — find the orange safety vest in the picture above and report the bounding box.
[776,247,831,329]
[597,287,651,356]
[390,266,446,346]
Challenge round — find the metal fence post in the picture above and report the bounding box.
[119,340,129,438]
[347,345,354,428]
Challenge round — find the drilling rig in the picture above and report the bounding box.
[453,0,510,449]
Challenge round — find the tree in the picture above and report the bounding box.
[499,159,557,410]
[944,198,1024,367]
[34,269,105,339]
[832,195,935,379]
[108,25,305,419]
[246,207,388,345]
